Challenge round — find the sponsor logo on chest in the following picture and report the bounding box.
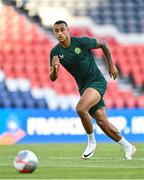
[59,54,64,59]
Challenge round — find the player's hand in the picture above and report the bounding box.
[108,64,119,80]
[52,56,60,70]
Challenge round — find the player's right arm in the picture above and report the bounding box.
[49,55,60,81]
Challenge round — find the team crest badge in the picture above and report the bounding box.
[74,47,82,54]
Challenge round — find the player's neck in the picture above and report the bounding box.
[60,35,71,48]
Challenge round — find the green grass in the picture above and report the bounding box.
[0,143,144,179]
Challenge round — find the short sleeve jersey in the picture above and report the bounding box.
[50,37,107,93]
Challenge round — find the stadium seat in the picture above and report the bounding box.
[0,2,144,109]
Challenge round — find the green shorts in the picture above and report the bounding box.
[79,80,107,116]
[88,98,105,116]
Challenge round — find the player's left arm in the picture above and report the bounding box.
[95,39,119,80]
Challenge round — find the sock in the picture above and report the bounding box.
[87,132,96,144]
[118,137,132,149]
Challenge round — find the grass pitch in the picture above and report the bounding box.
[0,143,144,179]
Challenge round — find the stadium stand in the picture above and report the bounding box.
[0,0,144,109]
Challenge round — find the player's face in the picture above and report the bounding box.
[53,23,69,42]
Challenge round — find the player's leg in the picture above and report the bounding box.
[92,106,121,141]
[76,88,101,159]
[92,107,136,160]
[76,88,101,134]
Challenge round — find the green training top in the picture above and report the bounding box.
[50,37,107,95]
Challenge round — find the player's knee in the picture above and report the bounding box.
[76,105,87,116]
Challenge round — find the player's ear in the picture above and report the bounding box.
[67,27,70,32]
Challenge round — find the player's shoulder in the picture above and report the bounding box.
[72,36,87,41]
[73,36,94,44]
[51,44,59,51]
[50,44,60,54]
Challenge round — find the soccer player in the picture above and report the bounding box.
[49,20,136,160]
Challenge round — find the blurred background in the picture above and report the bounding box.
[0,0,144,144]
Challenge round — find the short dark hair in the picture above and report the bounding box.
[54,20,68,26]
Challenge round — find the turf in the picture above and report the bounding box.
[0,143,144,179]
